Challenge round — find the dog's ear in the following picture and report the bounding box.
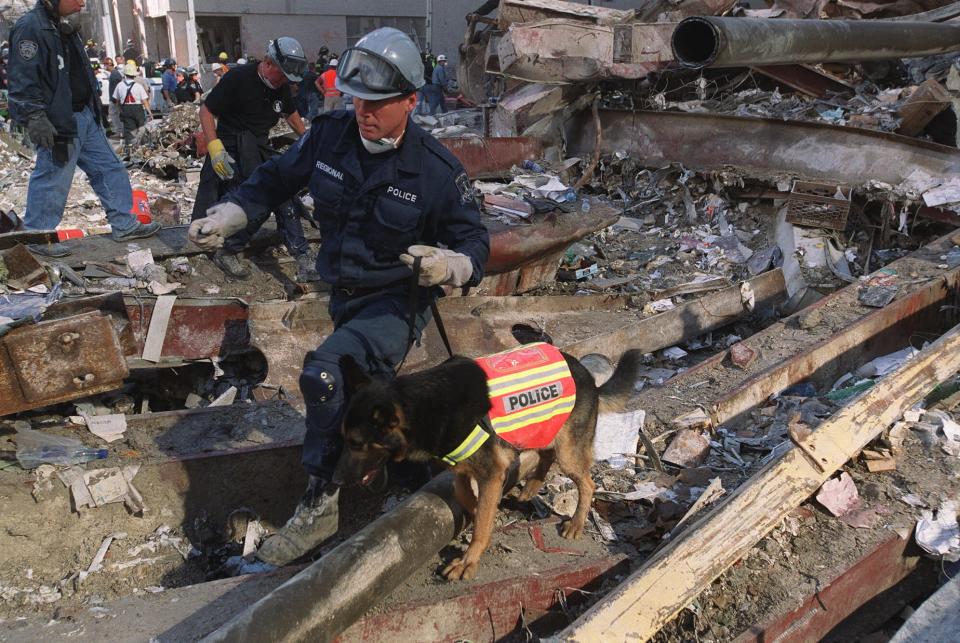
[340,355,371,395]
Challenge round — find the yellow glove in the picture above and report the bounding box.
[207,138,236,180]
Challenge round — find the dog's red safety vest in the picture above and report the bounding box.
[441,343,577,465]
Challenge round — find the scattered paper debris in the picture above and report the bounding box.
[915,501,960,562]
[594,409,645,469]
[85,413,128,443]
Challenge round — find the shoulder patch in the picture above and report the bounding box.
[17,40,38,61]
[455,172,475,206]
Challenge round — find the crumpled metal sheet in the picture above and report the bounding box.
[565,109,960,186]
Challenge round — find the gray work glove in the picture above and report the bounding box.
[187,201,249,250]
[27,113,57,149]
[400,244,474,288]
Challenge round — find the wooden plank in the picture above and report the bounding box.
[676,265,960,430]
[560,321,960,642]
[897,78,953,137]
[141,294,176,363]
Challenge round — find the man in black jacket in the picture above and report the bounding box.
[8,0,158,257]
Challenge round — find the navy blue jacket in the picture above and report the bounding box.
[229,111,490,290]
[8,1,101,136]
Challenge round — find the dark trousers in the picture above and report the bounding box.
[191,129,308,256]
[119,104,145,148]
[299,287,433,479]
[424,84,446,116]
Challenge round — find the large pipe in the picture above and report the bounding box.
[204,454,539,643]
[672,16,960,68]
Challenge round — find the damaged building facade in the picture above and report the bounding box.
[3,0,960,641]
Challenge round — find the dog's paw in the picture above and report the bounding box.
[560,519,585,540]
[442,557,478,581]
[516,485,540,502]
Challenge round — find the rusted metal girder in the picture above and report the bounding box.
[672,17,960,68]
[486,206,619,273]
[686,251,960,430]
[337,556,628,642]
[0,311,128,416]
[733,535,933,643]
[564,110,960,186]
[751,64,853,98]
[438,136,542,179]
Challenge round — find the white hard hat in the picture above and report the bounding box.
[436,54,447,62]
[329,58,338,67]
[237,58,247,64]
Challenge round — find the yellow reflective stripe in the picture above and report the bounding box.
[486,361,569,390]
[441,425,490,466]
[489,372,572,399]
[491,395,576,432]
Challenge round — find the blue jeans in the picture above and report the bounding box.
[424,84,446,116]
[299,288,432,479]
[24,107,138,233]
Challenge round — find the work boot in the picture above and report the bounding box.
[212,249,252,280]
[112,220,161,242]
[295,251,319,282]
[256,476,340,566]
[27,242,71,258]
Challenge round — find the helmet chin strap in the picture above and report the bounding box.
[258,63,279,90]
[359,121,408,155]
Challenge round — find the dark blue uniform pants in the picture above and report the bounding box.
[299,288,433,479]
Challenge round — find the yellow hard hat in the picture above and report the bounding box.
[123,61,138,76]
[218,52,228,61]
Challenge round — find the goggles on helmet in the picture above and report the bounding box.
[337,47,417,95]
[269,41,307,81]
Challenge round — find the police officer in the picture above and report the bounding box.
[8,0,159,257]
[188,27,489,566]
[191,37,312,279]
[174,67,202,104]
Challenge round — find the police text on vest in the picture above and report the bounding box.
[505,382,563,413]
[387,186,417,203]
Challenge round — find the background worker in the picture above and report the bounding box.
[426,53,450,115]
[192,37,312,280]
[214,51,230,84]
[297,61,320,121]
[93,58,112,136]
[113,60,152,156]
[8,0,159,257]
[188,27,489,566]
[175,67,202,103]
[160,58,177,106]
[107,54,124,135]
[122,38,138,62]
[318,57,342,113]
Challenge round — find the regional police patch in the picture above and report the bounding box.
[455,172,474,206]
[273,100,283,113]
[18,40,38,61]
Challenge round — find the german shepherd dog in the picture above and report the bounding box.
[334,349,642,581]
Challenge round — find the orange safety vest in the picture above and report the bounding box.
[320,69,341,97]
[441,343,576,465]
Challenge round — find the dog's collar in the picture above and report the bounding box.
[440,417,493,466]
